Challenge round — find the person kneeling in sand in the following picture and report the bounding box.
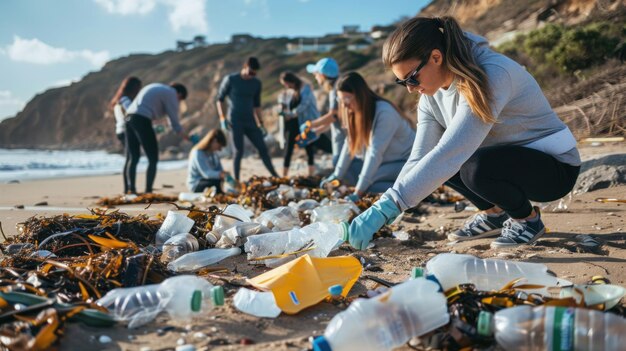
[187,129,230,194]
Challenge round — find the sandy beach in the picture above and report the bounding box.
[0,144,625,350]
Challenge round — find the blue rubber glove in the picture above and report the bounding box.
[296,129,317,148]
[299,120,312,134]
[320,174,337,188]
[345,193,360,203]
[189,133,201,145]
[220,119,231,131]
[348,194,401,250]
[259,125,268,137]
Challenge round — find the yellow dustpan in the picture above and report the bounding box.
[248,255,362,314]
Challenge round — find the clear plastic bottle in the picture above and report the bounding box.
[311,203,360,223]
[313,278,449,351]
[478,305,626,351]
[155,211,195,246]
[423,253,566,295]
[160,233,199,263]
[97,284,162,328]
[244,222,348,267]
[97,276,224,328]
[167,247,241,272]
[254,206,301,232]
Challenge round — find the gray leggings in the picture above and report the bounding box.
[340,159,406,193]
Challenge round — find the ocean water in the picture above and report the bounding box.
[0,149,188,182]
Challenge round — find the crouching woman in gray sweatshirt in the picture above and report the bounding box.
[345,16,581,250]
[320,72,416,200]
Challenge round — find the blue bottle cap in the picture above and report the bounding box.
[312,336,332,351]
[328,284,343,297]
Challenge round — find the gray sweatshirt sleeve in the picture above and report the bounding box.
[333,141,352,179]
[396,100,445,181]
[355,107,399,193]
[192,150,222,180]
[164,91,183,133]
[217,75,231,102]
[386,65,514,211]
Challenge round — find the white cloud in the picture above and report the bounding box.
[5,36,110,68]
[0,90,25,119]
[94,0,208,33]
[93,0,157,15]
[164,0,208,33]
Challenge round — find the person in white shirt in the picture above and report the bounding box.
[109,76,142,194]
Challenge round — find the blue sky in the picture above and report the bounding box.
[0,0,430,121]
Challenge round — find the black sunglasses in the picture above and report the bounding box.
[395,55,429,87]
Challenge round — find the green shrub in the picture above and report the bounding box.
[523,24,563,61]
[547,26,619,72]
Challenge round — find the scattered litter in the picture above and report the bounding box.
[248,255,361,314]
[233,288,281,318]
[392,230,410,241]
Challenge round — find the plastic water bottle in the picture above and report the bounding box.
[167,247,241,272]
[245,222,348,267]
[155,211,195,246]
[311,203,360,223]
[478,305,626,351]
[422,253,567,295]
[313,278,449,351]
[97,275,224,328]
[254,206,301,231]
[160,233,199,263]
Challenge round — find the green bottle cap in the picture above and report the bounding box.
[211,286,225,306]
[411,267,424,279]
[340,222,349,242]
[191,290,202,312]
[477,311,493,337]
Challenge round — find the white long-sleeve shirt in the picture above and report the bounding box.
[113,96,132,134]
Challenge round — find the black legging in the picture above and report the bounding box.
[232,123,278,180]
[284,118,333,168]
[445,145,580,219]
[193,179,223,194]
[125,114,159,194]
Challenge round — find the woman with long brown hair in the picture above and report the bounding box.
[320,72,415,198]
[109,76,142,193]
[345,16,580,250]
[187,129,228,193]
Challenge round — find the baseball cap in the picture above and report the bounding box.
[306,58,339,78]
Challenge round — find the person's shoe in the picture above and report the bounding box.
[448,211,510,241]
[491,207,545,248]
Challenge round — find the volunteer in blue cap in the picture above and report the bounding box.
[305,57,346,166]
